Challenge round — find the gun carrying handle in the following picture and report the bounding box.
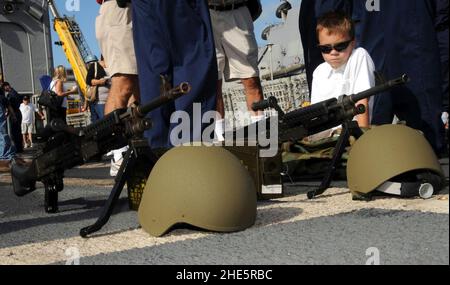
[252,96,285,117]
[252,100,271,112]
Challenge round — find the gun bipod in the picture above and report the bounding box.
[307,120,363,199]
[80,138,158,238]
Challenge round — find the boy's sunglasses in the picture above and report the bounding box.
[318,39,353,54]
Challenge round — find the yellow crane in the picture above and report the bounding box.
[47,0,95,99]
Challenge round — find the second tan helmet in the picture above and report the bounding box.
[347,124,445,198]
[138,146,257,237]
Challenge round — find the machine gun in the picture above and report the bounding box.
[10,82,191,237]
[249,74,409,199]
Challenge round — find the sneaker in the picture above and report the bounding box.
[110,157,123,177]
[107,146,128,177]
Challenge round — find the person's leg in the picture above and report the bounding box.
[127,81,140,107]
[218,7,262,120]
[439,31,449,115]
[24,129,30,147]
[396,87,446,155]
[98,1,138,115]
[94,103,105,120]
[241,77,264,116]
[89,103,99,123]
[132,0,175,148]
[27,131,33,147]
[0,108,15,160]
[104,75,137,176]
[22,134,27,148]
[104,74,139,114]
[299,0,322,93]
[21,123,27,148]
[170,0,218,144]
[11,113,23,153]
[371,91,394,125]
[62,108,67,123]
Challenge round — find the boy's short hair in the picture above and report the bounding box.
[316,11,355,40]
[23,95,30,100]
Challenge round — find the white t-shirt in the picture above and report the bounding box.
[20,103,37,124]
[311,47,376,104]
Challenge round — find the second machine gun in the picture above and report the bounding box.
[10,82,191,237]
[241,74,409,199]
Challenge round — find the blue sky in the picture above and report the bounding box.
[51,0,300,67]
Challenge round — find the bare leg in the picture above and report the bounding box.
[28,133,33,146]
[127,78,141,107]
[104,74,139,114]
[103,74,138,176]
[241,76,264,115]
[22,134,28,148]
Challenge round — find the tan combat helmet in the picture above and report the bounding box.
[347,124,445,199]
[138,146,257,237]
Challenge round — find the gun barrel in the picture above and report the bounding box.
[350,74,409,104]
[137,82,191,116]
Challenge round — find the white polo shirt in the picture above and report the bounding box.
[311,47,376,104]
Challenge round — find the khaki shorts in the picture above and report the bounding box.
[210,6,259,81]
[21,122,34,134]
[96,1,137,76]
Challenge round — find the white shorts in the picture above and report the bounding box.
[96,1,138,77]
[210,6,259,81]
[21,122,34,134]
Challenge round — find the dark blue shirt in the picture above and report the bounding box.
[6,88,22,110]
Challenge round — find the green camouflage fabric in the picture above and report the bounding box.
[281,128,369,180]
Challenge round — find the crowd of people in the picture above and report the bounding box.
[0,67,72,171]
[0,0,448,173]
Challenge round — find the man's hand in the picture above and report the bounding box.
[442,112,449,130]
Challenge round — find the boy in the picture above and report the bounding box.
[311,11,375,138]
[19,95,43,149]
